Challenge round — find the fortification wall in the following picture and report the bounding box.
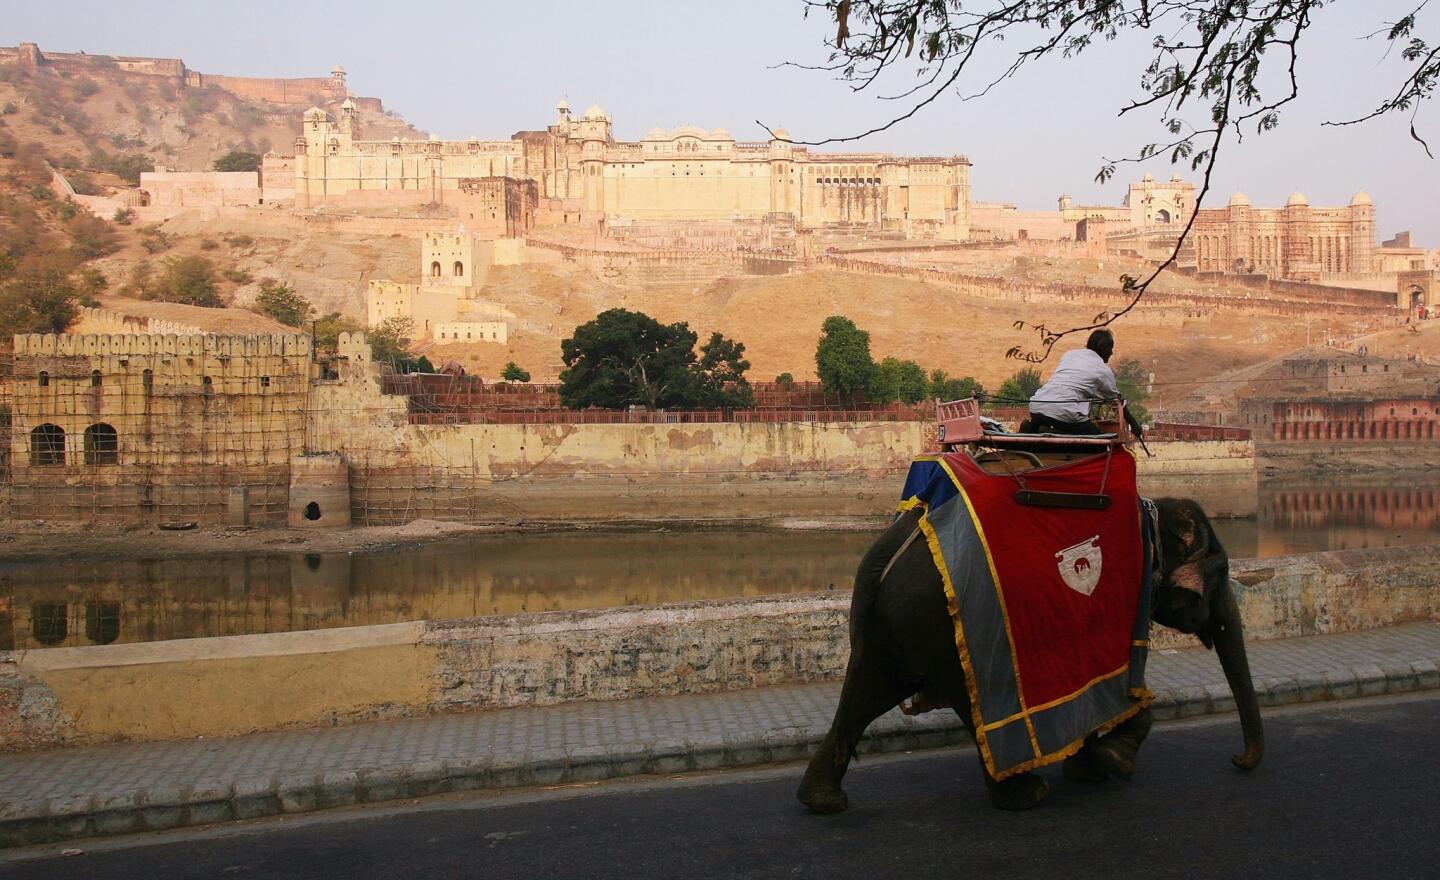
[5,545,1437,748]
[194,73,333,105]
[69,306,202,337]
[5,333,311,524]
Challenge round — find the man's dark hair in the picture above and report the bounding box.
[1086,329,1114,354]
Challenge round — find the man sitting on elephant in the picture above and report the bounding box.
[1024,329,1146,439]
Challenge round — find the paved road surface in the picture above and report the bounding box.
[6,693,1438,880]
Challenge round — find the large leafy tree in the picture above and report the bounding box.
[0,258,80,335]
[560,309,700,409]
[789,1,1438,360]
[694,332,756,408]
[254,279,313,327]
[213,150,262,172]
[871,356,930,404]
[815,315,877,395]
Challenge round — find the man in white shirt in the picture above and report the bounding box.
[1025,330,1144,437]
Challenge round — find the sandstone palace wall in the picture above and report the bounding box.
[292,104,972,238]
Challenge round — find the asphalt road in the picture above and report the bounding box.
[6,693,1439,880]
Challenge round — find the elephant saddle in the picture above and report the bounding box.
[898,449,1154,780]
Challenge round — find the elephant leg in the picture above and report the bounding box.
[1061,735,1111,783]
[975,748,1051,811]
[797,652,912,814]
[1084,707,1155,781]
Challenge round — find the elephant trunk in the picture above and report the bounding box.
[1210,577,1264,770]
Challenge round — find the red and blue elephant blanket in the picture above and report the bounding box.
[898,449,1154,780]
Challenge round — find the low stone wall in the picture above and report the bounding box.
[3,545,1437,751]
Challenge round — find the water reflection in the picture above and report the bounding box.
[1211,483,1440,558]
[5,479,1440,650]
[0,530,873,651]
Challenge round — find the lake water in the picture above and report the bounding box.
[4,476,1438,650]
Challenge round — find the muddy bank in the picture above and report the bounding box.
[1258,442,1440,475]
[0,514,891,563]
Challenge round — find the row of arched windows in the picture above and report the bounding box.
[430,261,465,278]
[28,423,118,466]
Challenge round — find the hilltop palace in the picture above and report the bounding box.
[289,101,973,239]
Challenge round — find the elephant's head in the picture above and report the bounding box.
[1153,498,1264,771]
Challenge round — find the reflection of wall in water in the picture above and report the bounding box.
[0,532,873,649]
[1260,486,1440,554]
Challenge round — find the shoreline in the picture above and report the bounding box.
[0,514,894,563]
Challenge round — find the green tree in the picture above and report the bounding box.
[212,150,262,172]
[75,266,107,301]
[814,315,875,396]
[0,260,81,335]
[254,279,312,327]
[559,308,700,409]
[928,369,985,402]
[501,362,532,383]
[1114,358,1152,425]
[871,357,928,405]
[152,256,221,306]
[693,332,755,408]
[368,316,416,366]
[774,372,795,388]
[312,311,362,351]
[996,367,1043,404]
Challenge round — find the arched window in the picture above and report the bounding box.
[431,261,442,277]
[84,423,118,465]
[90,370,102,387]
[31,602,69,646]
[453,261,464,277]
[38,371,49,388]
[142,369,153,390]
[29,424,65,466]
[85,601,121,645]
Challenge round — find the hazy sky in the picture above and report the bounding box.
[7,1,1437,242]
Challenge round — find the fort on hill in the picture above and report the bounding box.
[292,101,973,239]
[0,41,381,111]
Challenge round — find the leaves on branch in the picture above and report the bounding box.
[782,0,1436,363]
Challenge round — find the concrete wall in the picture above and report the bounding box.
[4,544,1437,749]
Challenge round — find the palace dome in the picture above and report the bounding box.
[1286,191,1308,206]
[584,104,607,120]
[1350,190,1372,206]
[645,127,666,140]
[1228,192,1250,207]
[770,128,792,141]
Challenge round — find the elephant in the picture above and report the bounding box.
[797,497,1264,813]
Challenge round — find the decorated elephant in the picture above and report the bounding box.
[797,495,1263,813]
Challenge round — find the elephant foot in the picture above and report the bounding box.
[1061,748,1110,783]
[1088,738,1137,781]
[987,772,1049,811]
[796,780,849,814]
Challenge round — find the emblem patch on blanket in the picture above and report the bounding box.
[1056,536,1102,596]
[899,450,1153,780]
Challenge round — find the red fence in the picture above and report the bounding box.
[407,408,926,426]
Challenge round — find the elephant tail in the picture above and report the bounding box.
[831,507,924,767]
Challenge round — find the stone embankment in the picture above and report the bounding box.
[4,544,1437,750]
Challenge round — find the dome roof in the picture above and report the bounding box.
[1350,190,1372,206]
[645,127,666,140]
[340,98,356,110]
[710,128,732,140]
[1286,191,1308,206]
[303,106,328,121]
[1228,192,1250,207]
[770,128,792,141]
[584,104,607,120]
[557,98,570,112]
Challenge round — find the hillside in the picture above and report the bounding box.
[0,51,418,181]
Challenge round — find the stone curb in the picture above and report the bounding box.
[3,656,1438,849]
